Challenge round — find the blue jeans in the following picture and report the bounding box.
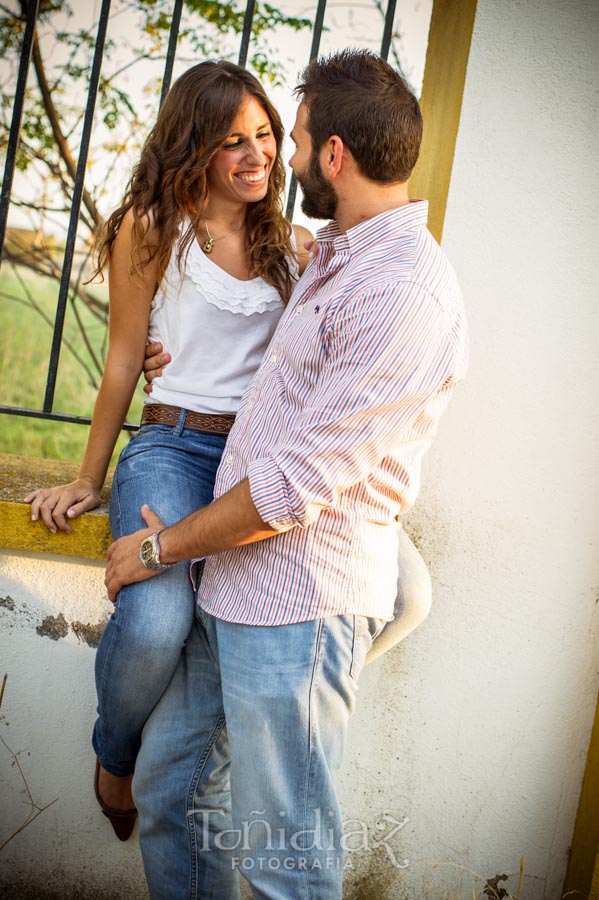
[92,418,227,777]
[133,609,385,900]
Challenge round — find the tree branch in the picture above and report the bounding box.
[2,244,109,321]
[28,11,103,229]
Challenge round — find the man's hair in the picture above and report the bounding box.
[295,49,423,183]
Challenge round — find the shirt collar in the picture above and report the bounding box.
[316,200,429,256]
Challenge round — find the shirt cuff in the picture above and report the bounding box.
[247,455,298,532]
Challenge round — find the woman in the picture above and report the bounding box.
[26,60,431,841]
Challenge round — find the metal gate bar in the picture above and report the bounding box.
[238,0,257,68]
[0,0,41,261]
[42,0,113,413]
[285,0,327,220]
[159,0,185,109]
[380,0,399,60]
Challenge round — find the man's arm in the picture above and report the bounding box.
[246,284,464,533]
[104,477,275,601]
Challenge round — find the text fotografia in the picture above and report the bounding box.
[192,809,410,870]
[234,856,353,872]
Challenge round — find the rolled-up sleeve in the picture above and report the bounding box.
[248,283,462,531]
[248,454,297,532]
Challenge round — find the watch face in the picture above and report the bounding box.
[140,536,157,568]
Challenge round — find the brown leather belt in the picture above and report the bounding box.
[141,404,236,435]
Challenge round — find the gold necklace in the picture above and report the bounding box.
[201,219,244,254]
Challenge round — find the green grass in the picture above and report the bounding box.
[1,266,144,466]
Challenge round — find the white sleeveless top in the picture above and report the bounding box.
[146,230,292,415]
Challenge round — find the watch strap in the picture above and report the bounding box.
[155,529,176,569]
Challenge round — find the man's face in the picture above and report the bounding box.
[289,102,338,220]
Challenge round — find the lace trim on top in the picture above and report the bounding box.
[184,238,284,317]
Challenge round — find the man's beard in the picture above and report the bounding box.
[296,152,337,220]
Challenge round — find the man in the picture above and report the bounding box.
[105,49,468,898]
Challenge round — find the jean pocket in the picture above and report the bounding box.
[116,424,172,461]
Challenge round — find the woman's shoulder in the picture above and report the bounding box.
[117,206,161,245]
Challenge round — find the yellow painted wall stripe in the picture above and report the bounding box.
[590,854,599,900]
[410,0,479,243]
[563,691,599,898]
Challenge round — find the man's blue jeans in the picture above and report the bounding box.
[92,419,227,776]
[133,609,385,899]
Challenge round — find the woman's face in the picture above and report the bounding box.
[206,95,277,208]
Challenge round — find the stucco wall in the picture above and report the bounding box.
[1,0,598,898]
[0,552,147,899]
[377,0,598,895]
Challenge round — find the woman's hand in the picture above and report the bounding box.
[24,477,102,534]
[291,224,316,276]
[303,239,319,259]
[142,341,171,395]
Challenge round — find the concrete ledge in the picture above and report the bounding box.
[0,453,113,560]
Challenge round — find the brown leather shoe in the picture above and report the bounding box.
[94,758,137,841]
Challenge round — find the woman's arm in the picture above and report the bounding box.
[25,210,159,533]
[366,526,432,663]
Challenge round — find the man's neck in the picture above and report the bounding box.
[334,180,411,234]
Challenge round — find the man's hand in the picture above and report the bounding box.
[105,505,166,602]
[105,479,276,603]
[143,341,171,395]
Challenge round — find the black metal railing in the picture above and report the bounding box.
[0,0,398,429]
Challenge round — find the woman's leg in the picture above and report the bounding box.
[366,525,432,663]
[93,425,227,777]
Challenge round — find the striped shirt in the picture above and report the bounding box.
[198,201,468,625]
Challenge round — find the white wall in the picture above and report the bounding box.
[340,0,599,896]
[0,552,147,899]
[1,1,597,898]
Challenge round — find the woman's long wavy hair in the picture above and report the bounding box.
[94,61,295,302]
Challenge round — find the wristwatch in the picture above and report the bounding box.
[139,530,175,570]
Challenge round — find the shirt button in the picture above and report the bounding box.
[296,305,304,315]
[270,353,278,364]
[247,400,254,411]
[226,454,233,464]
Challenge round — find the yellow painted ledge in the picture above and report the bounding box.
[0,453,113,561]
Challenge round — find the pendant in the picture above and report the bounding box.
[202,238,214,254]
